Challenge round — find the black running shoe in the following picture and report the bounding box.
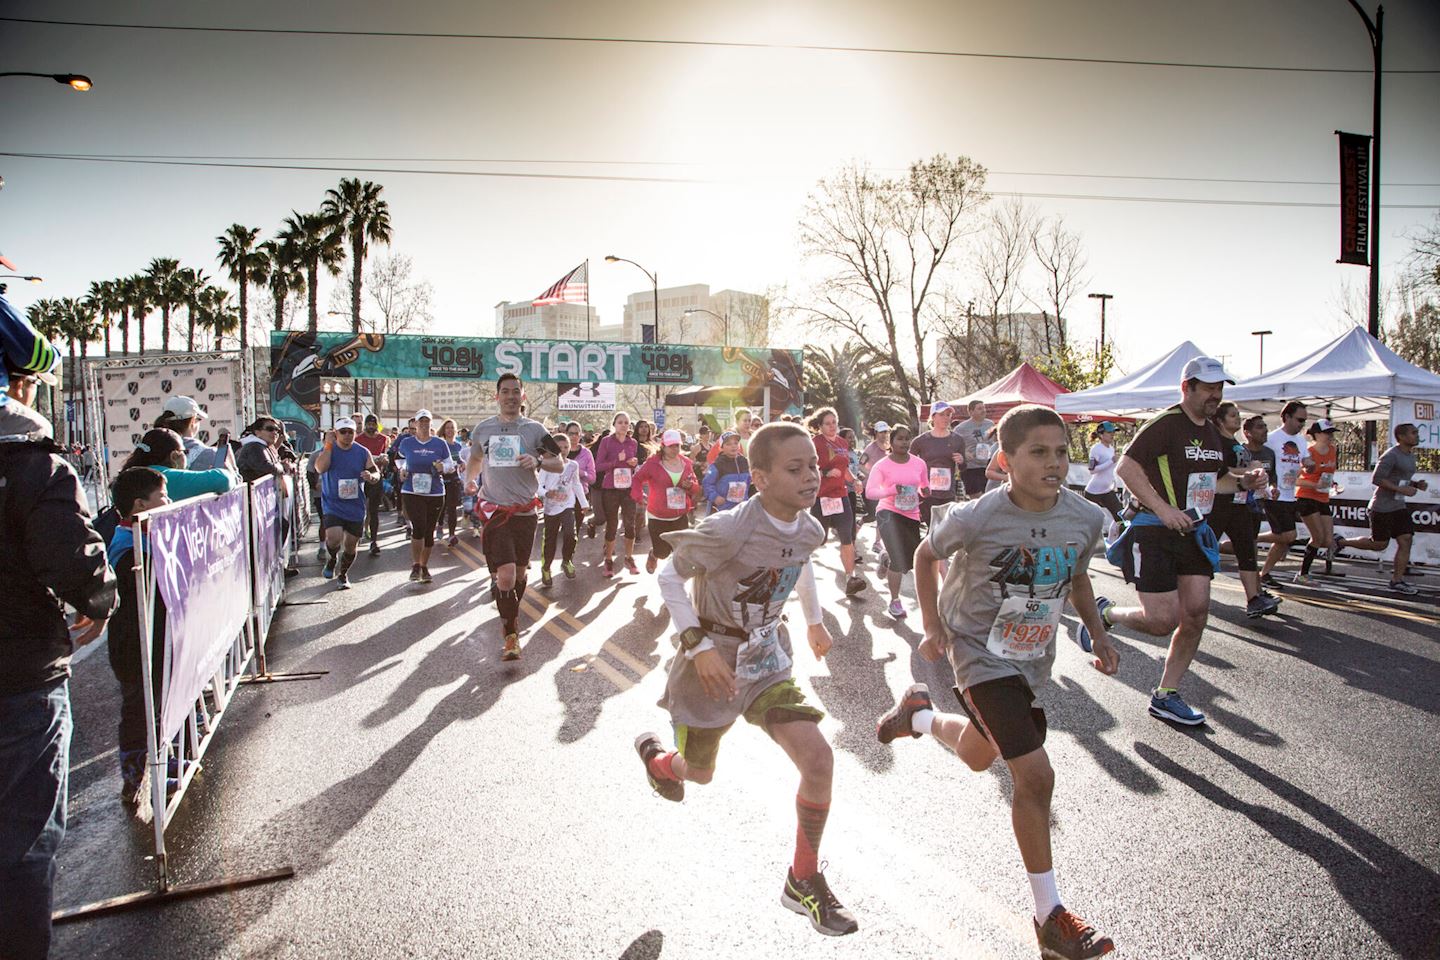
[1034,905,1114,959]
[781,868,859,937]
[409,564,422,582]
[369,541,381,557]
[876,682,933,744]
[634,732,684,802]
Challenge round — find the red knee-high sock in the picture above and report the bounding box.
[646,750,679,782]
[794,795,831,880]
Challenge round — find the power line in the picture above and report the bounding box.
[4,152,1437,209]
[3,15,1437,74]
[9,152,1440,188]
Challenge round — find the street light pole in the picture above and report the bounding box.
[1087,292,1113,355]
[0,72,93,90]
[1251,330,1273,374]
[683,307,729,346]
[1346,1,1383,339]
[605,255,661,417]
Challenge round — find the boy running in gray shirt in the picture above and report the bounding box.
[875,406,1120,960]
[634,422,857,937]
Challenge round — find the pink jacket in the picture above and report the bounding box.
[630,455,701,519]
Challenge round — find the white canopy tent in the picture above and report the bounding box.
[1054,340,1210,418]
[1225,327,1440,421]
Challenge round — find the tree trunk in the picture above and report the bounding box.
[161,305,171,353]
[186,301,197,353]
[307,262,319,334]
[119,307,130,355]
[351,236,363,408]
[273,287,285,331]
[103,313,112,357]
[137,311,146,356]
[238,266,249,359]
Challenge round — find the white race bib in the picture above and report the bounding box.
[337,478,360,500]
[411,472,433,495]
[612,467,633,489]
[986,595,1062,661]
[929,467,952,491]
[734,621,791,683]
[820,496,845,516]
[546,486,567,502]
[726,481,746,502]
[1185,472,1216,515]
[1279,466,1299,490]
[895,484,919,512]
[666,487,688,511]
[975,442,996,462]
[488,435,520,467]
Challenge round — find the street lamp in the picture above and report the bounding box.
[0,275,43,284]
[1087,292,1113,352]
[683,306,729,347]
[0,72,93,91]
[320,380,343,429]
[1251,330,1273,374]
[606,254,662,419]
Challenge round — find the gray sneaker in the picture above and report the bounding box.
[1390,580,1419,596]
[1245,594,1280,618]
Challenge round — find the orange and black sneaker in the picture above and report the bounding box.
[1035,905,1114,959]
[501,633,521,661]
[633,731,683,802]
[876,683,933,744]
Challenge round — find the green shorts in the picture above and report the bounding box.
[672,678,824,771]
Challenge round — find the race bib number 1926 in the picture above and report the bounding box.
[986,596,1062,661]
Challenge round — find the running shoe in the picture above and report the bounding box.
[604,558,615,578]
[844,575,868,597]
[322,557,336,579]
[1148,690,1206,726]
[1260,572,1282,589]
[633,731,684,802]
[876,552,890,579]
[1332,534,1347,553]
[501,633,521,661]
[876,682,932,744]
[1245,594,1280,619]
[419,567,433,584]
[888,598,906,619]
[781,868,859,937]
[1292,572,1313,585]
[316,545,328,563]
[409,564,422,582]
[586,520,597,539]
[1074,596,1113,653]
[562,560,576,580]
[1034,905,1114,959]
[625,556,639,575]
[337,573,351,590]
[369,541,381,557]
[448,534,459,548]
[646,554,658,574]
[1259,588,1281,602]
[1390,580,1419,596]
[541,566,553,588]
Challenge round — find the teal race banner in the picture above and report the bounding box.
[269,331,802,447]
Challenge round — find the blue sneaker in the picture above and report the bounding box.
[1149,690,1206,726]
[1075,596,1113,653]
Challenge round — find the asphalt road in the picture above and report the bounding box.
[51,509,1440,959]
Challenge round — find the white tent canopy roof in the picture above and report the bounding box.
[1054,340,1210,417]
[1225,327,1440,421]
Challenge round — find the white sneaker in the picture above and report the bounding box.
[888,599,906,619]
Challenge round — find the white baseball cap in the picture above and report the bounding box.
[1180,356,1236,385]
[874,421,891,433]
[662,428,683,446]
[162,395,208,420]
[334,417,357,431]
[414,408,433,421]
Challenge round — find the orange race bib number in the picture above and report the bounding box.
[986,596,1062,661]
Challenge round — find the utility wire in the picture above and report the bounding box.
[4,152,1437,208]
[3,15,1437,74]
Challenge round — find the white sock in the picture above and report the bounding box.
[911,709,935,737]
[1028,870,1062,925]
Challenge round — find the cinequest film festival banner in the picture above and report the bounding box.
[269,331,804,448]
[100,359,242,471]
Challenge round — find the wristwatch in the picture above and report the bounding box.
[678,626,707,651]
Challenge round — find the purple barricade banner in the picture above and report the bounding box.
[252,476,281,597]
[150,486,252,741]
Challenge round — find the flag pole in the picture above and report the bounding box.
[585,258,591,340]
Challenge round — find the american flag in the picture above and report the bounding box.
[532,261,588,306]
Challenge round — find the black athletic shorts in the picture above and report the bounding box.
[647,514,690,560]
[1132,524,1213,593]
[954,674,1048,761]
[810,494,856,546]
[1207,500,1257,572]
[1370,508,1414,541]
[919,495,954,527]
[322,514,365,538]
[961,468,988,499]
[1295,498,1332,519]
[482,512,539,569]
[1265,499,1299,536]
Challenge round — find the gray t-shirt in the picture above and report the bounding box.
[954,418,996,464]
[659,496,825,728]
[927,487,1105,695]
[911,430,967,503]
[1369,445,1418,513]
[471,415,552,509]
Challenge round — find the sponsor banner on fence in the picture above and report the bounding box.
[1392,398,1440,450]
[99,358,242,472]
[557,381,616,411]
[251,476,282,614]
[150,486,252,741]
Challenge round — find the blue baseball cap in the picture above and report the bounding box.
[1096,421,1118,433]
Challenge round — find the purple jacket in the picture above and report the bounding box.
[596,434,638,489]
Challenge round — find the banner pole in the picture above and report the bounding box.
[133,516,169,890]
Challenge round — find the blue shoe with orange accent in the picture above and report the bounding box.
[1075,596,1113,653]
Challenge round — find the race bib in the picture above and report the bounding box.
[488,435,520,467]
[612,467,633,489]
[734,621,791,683]
[546,487,567,502]
[337,478,360,500]
[666,487,688,510]
[895,484,919,512]
[1185,472,1216,515]
[411,473,433,495]
[929,467,952,491]
[975,442,995,462]
[1279,466,1299,490]
[820,496,845,516]
[727,481,746,502]
[986,595,1062,661]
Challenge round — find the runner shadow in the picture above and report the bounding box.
[1047,677,1162,795]
[554,595,666,744]
[1135,739,1440,958]
[809,608,899,773]
[618,929,664,959]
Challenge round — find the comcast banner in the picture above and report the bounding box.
[270,331,802,448]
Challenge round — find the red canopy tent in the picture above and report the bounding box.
[951,362,1098,423]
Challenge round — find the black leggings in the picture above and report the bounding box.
[646,514,690,560]
[601,487,637,544]
[542,510,577,565]
[403,493,445,548]
[1084,489,1124,522]
[438,478,462,538]
[1209,499,1258,572]
[364,479,384,540]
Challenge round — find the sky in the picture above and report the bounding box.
[1,0,1438,379]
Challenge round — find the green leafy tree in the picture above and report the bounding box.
[1389,300,1439,372]
[277,211,344,334]
[216,224,269,360]
[146,257,184,353]
[84,280,120,356]
[197,284,239,351]
[1030,340,1117,393]
[803,343,912,432]
[321,179,391,336]
[179,266,212,353]
[121,274,154,356]
[259,238,306,331]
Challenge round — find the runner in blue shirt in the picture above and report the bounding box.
[395,409,455,583]
[315,417,381,589]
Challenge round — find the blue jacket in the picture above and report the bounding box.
[702,454,751,512]
[1106,509,1221,581]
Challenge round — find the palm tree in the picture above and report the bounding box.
[24,299,64,432]
[146,257,184,353]
[84,280,119,356]
[179,266,212,353]
[124,273,155,356]
[216,224,269,361]
[259,238,306,331]
[321,179,392,335]
[804,343,912,432]
[277,211,344,334]
[197,285,239,350]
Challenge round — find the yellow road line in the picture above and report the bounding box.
[1208,575,1438,624]
[445,540,574,643]
[587,655,635,690]
[600,640,651,677]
